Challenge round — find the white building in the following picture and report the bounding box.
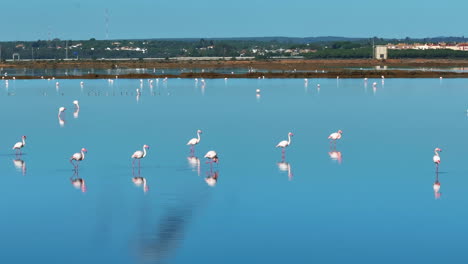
[374,45,388,60]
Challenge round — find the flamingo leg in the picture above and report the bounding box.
[139,159,141,168]
[132,158,136,168]
[70,159,76,169]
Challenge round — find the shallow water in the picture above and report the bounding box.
[1,77,468,263]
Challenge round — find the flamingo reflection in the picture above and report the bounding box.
[328,150,342,164]
[12,158,26,176]
[131,164,149,192]
[277,161,293,181]
[433,171,441,199]
[187,156,201,176]
[205,171,219,187]
[70,170,87,193]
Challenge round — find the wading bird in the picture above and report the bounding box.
[132,145,149,167]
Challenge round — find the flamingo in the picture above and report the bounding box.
[70,148,88,170]
[12,136,27,155]
[433,148,442,171]
[132,145,149,167]
[187,130,202,155]
[58,107,66,116]
[328,130,343,147]
[73,100,80,109]
[276,132,293,160]
[204,150,218,170]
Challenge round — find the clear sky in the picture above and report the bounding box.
[1,0,465,41]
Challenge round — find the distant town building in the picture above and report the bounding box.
[387,42,468,51]
[374,45,388,60]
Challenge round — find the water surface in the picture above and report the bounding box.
[1,77,468,263]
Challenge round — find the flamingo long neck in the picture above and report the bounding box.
[434,150,439,156]
[287,134,291,145]
[142,146,147,157]
[81,150,86,160]
[22,137,26,146]
[197,131,201,143]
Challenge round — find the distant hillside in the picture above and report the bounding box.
[148,36,367,43]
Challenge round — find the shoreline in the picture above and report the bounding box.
[2,59,468,79]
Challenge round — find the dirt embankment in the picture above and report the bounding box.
[2,59,468,79]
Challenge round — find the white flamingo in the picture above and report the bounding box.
[58,107,66,116]
[204,150,218,169]
[187,130,202,154]
[73,100,80,109]
[328,130,343,146]
[132,145,149,167]
[433,148,442,171]
[276,132,293,160]
[70,148,88,170]
[12,136,27,155]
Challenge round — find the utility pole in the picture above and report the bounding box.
[372,38,375,59]
[65,40,68,60]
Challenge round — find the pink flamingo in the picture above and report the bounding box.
[204,150,218,170]
[70,148,88,170]
[12,136,27,156]
[328,130,343,147]
[433,148,442,171]
[276,132,293,161]
[186,130,202,155]
[132,145,149,167]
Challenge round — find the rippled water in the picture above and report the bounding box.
[1,77,468,263]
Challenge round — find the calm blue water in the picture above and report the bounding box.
[1,77,468,263]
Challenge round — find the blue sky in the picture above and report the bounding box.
[1,0,465,41]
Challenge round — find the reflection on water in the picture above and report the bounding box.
[277,162,293,181]
[132,166,149,193]
[12,159,26,176]
[328,150,342,164]
[70,170,87,193]
[187,156,201,176]
[205,171,219,187]
[433,171,441,199]
[3,78,468,263]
